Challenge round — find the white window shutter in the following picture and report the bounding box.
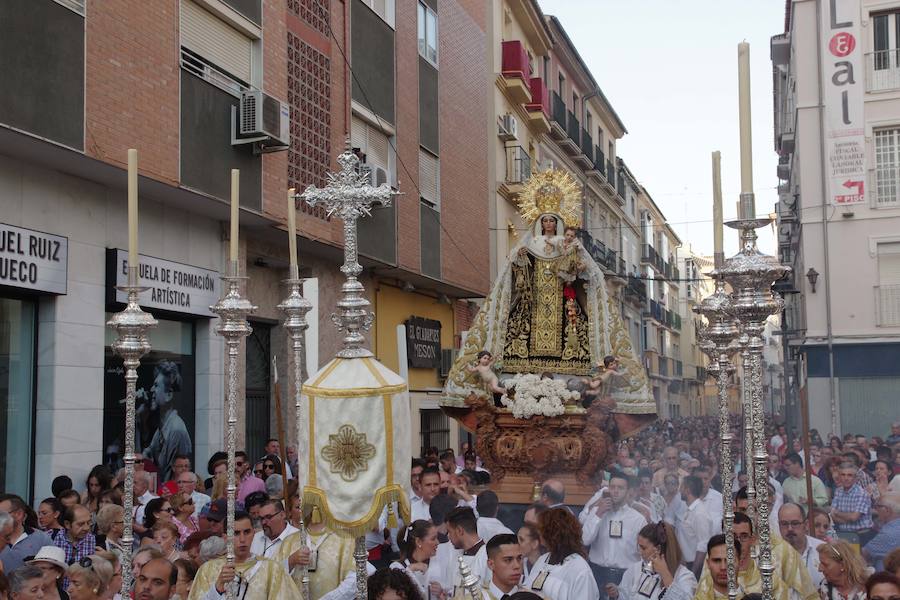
[181,0,252,83]
[366,127,390,172]
[878,242,900,284]
[419,150,439,207]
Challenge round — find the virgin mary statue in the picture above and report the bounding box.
[442,169,653,415]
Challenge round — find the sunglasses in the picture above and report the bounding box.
[236,461,246,467]
[163,508,175,514]
[264,464,275,470]
[254,469,264,476]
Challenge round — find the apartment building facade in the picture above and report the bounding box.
[772,0,900,436]
[0,0,490,499]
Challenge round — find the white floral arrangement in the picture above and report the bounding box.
[499,373,580,419]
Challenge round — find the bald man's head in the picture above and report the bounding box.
[540,479,565,505]
[778,502,808,550]
[136,558,176,600]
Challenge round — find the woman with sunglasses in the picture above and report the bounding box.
[142,498,174,534]
[817,540,869,600]
[170,492,199,543]
[66,555,113,600]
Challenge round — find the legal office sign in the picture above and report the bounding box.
[0,223,67,295]
[821,0,865,205]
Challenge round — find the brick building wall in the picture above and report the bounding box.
[262,0,289,224]
[395,0,422,274]
[85,0,179,184]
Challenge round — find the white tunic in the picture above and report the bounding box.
[675,499,714,562]
[618,563,697,600]
[580,500,647,569]
[477,517,513,544]
[524,552,599,600]
[699,489,724,533]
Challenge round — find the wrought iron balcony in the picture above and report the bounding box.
[566,111,580,144]
[594,146,606,177]
[505,145,532,184]
[579,128,593,158]
[577,229,618,272]
[626,275,647,302]
[606,160,616,186]
[658,356,669,377]
[551,91,567,136]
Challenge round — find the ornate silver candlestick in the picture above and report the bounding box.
[107,267,157,595]
[696,275,740,600]
[277,265,312,600]
[737,330,756,526]
[301,143,398,599]
[210,260,256,600]
[458,557,484,600]
[718,195,790,600]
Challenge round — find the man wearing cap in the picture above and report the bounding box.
[0,495,52,573]
[188,511,300,600]
[200,500,228,537]
[26,546,69,598]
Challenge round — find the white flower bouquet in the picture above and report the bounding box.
[499,373,580,419]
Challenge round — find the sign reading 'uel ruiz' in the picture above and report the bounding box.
[0,224,68,295]
[405,316,442,369]
[108,249,219,317]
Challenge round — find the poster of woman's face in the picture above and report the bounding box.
[104,351,195,482]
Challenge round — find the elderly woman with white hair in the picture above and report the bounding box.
[66,554,114,600]
[8,565,45,600]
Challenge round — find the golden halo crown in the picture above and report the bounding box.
[516,169,582,228]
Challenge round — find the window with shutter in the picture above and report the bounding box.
[181,0,253,84]
[419,149,439,209]
[350,116,393,184]
[878,242,900,284]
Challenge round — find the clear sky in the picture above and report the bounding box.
[541,0,786,257]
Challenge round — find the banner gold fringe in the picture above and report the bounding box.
[302,485,411,539]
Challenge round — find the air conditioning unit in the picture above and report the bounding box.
[365,164,388,187]
[498,114,518,141]
[235,90,289,148]
[440,348,458,378]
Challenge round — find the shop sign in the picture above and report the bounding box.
[0,223,67,294]
[405,316,442,369]
[108,249,219,317]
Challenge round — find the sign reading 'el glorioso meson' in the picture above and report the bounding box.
[0,223,68,295]
[405,316,442,369]
[107,249,219,317]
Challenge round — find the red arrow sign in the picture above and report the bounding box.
[843,179,864,195]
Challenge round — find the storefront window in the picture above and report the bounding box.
[104,318,195,484]
[0,299,36,495]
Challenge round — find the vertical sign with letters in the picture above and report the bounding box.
[821,0,865,205]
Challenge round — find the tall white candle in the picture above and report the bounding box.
[738,42,753,195]
[287,188,297,274]
[127,149,139,272]
[712,151,724,267]
[230,169,239,263]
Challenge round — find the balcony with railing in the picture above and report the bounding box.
[658,356,669,377]
[675,360,683,377]
[591,145,606,178]
[577,230,618,273]
[641,244,665,273]
[696,366,708,381]
[499,145,531,199]
[606,160,616,187]
[625,275,647,303]
[562,111,580,153]
[550,91,567,138]
[875,284,900,326]
[866,50,900,92]
[616,169,626,203]
[618,257,626,276]
[579,128,593,158]
[500,40,532,103]
[525,77,551,134]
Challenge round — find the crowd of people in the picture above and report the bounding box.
[0,419,898,600]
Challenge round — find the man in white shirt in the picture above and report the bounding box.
[778,503,824,588]
[176,471,211,517]
[662,473,687,530]
[445,507,489,590]
[411,467,442,523]
[580,472,648,594]
[676,475,714,579]
[484,534,524,599]
[250,499,299,559]
[540,479,572,512]
[133,471,158,536]
[694,465,723,533]
[476,491,512,543]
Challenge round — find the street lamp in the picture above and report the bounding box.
[805,268,819,293]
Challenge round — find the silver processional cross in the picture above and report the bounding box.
[299,143,398,358]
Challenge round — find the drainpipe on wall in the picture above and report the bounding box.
[814,0,838,436]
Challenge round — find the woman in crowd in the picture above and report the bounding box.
[389,520,441,599]
[817,540,869,600]
[27,545,69,600]
[37,498,65,540]
[151,521,183,562]
[524,508,599,600]
[607,522,696,600]
[142,498,174,534]
[181,531,214,564]
[94,505,125,559]
[810,508,834,542]
[517,523,542,580]
[81,466,114,516]
[366,568,424,600]
[66,555,113,600]
[869,460,894,505]
[173,559,197,600]
[170,492,198,543]
[97,489,122,508]
[92,551,122,600]
[865,572,899,600]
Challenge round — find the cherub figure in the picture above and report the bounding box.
[581,355,625,408]
[466,350,507,395]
